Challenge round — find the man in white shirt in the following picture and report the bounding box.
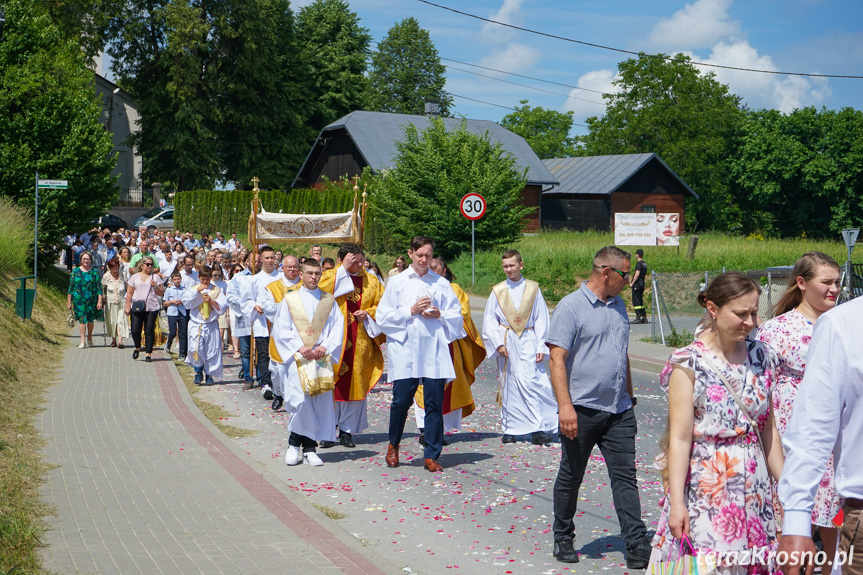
[226,232,239,253]
[179,256,199,289]
[272,258,344,467]
[245,246,284,394]
[778,297,863,575]
[376,236,465,473]
[482,249,558,446]
[212,232,227,250]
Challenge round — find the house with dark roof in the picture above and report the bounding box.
[292,111,559,231]
[541,153,698,232]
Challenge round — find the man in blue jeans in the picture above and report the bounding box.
[547,246,651,569]
[375,236,465,473]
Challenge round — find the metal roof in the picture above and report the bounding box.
[295,111,558,187]
[542,153,698,198]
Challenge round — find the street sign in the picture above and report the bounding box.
[460,193,486,220]
[37,179,68,189]
[842,228,859,251]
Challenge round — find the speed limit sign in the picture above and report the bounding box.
[460,193,486,220]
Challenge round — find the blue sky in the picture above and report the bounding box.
[329,0,863,136]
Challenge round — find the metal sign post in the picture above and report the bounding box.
[35,178,69,293]
[460,193,486,285]
[842,228,859,299]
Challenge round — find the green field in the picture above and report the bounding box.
[446,230,850,302]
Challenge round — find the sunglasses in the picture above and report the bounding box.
[143,262,153,267]
[601,265,629,280]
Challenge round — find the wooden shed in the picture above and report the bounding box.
[541,153,698,231]
[292,111,559,232]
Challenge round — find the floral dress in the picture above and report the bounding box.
[68,267,104,323]
[652,339,779,575]
[756,309,841,528]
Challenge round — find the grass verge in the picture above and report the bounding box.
[312,504,348,520]
[170,357,257,439]
[0,266,70,574]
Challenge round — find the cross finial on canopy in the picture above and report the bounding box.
[251,176,260,192]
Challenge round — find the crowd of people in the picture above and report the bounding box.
[62,224,861,574]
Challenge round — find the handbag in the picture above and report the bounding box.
[131,280,152,313]
[649,534,713,575]
[67,310,75,327]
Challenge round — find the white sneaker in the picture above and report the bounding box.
[303,452,323,466]
[285,446,301,466]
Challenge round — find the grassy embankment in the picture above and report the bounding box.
[448,230,848,302]
[0,198,69,575]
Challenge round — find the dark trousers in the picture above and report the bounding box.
[631,285,645,316]
[238,335,251,380]
[130,310,159,353]
[553,405,648,550]
[254,336,272,387]
[289,431,317,453]
[65,246,73,272]
[388,378,445,461]
[167,313,189,356]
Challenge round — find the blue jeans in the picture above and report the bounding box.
[238,336,251,380]
[388,378,445,461]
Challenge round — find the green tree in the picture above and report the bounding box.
[214,0,315,189]
[370,118,530,260]
[500,99,577,159]
[577,53,745,231]
[367,17,452,116]
[0,0,116,241]
[296,0,371,129]
[732,107,863,238]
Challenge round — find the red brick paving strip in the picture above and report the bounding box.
[154,356,388,575]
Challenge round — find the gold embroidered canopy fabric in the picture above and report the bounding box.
[253,209,360,243]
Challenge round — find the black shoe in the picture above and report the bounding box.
[418,432,426,446]
[271,396,283,411]
[532,431,553,445]
[626,542,652,570]
[262,385,274,401]
[501,434,517,444]
[339,432,356,448]
[553,539,579,563]
[178,355,186,361]
[193,372,203,385]
[318,440,336,449]
[145,356,152,363]
[205,375,215,386]
[132,349,140,360]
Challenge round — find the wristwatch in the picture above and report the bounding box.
[631,397,638,407]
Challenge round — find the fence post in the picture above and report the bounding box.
[767,272,772,314]
[152,182,162,209]
[652,273,665,346]
[651,270,656,342]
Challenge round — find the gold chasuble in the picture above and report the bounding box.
[318,266,385,402]
[266,278,301,363]
[415,283,486,418]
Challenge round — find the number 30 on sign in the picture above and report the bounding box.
[460,193,486,220]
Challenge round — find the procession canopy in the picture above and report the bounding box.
[252,206,361,243]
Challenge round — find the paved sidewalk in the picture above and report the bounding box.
[38,334,401,575]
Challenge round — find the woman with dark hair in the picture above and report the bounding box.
[650,272,783,574]
[125,255,165,362]
[68,251,103,348]
[756,252,842,573]
[102,258,129,348]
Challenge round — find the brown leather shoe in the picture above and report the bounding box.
[424,458,443,472]
[385,444,399,468]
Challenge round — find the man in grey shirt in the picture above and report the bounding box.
[546,246,651,568]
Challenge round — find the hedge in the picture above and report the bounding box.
[173,188,356,235]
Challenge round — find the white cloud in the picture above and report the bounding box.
[648,0,741,51]
[567,0,831,114]
[562,69,618,120]
[481,0,525,42]
[478,43,541,74]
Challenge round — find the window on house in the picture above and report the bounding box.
[641,204,656,213]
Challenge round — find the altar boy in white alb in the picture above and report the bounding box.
[482,249,558,445]
[271,259,344,467]
[182,266,228,386]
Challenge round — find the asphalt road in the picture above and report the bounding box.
[195,355,668,575]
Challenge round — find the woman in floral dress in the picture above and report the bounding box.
[67,252,104,348]
[756,252,842,574]
[651,272,785,575]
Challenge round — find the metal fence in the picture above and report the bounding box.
[116,187,154,207]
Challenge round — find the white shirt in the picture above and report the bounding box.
[179,268,199,290]
[212,240,227,249]
[779,297,863,536]
[375,266,465,380]
[227,238,238,252]
[247,269,284,335]
[227,269,253,337]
